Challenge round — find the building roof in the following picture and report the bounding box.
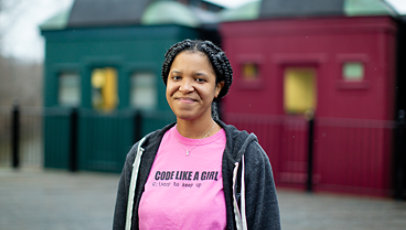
[67,0,149,27]
[344,0,398,16]
[40,0,223,30]
[219,1,260,21]
[40,7,72,30]
[40,0,401,31]
[141,1,219,27]
[220,0,399,22]
[260,0,343,18]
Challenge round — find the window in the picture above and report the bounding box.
[343,62,364,81]
[336,55,369,90]
[91,67,118,112]
[130,72,156,110]
[242,62,259,81]
[284,67,316,115]
[59,72,80,106]
[237,58,263,89]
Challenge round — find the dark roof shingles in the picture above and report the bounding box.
[67,0,150,27]
[259,0,344,18]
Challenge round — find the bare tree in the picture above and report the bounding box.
[0,56,42,107]
[0,0,25,54]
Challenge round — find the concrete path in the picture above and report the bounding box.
[278,189,406,230]
[1,168,405,230]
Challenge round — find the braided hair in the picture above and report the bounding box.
[161,39,233,100]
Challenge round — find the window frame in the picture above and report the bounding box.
[58,71,81,107]
[129,71,157,111]
[237,55,264,89]
[90,66,119,112]
[336,54,370,90]
[283,66,317,115]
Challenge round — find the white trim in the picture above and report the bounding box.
[232,162,243,230]
[241,155,248,230]
[125,137,147,230]
[232,156,248,230]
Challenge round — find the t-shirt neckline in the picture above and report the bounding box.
[172,125,224,147]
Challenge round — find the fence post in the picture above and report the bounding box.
[69,108,78,172]
[306,112,315,192]
[11,104,20,169]
[394,110,405,200]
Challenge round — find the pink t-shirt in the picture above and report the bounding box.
[138,126,227,230]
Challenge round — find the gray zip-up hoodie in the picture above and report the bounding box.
[113,120,281,230]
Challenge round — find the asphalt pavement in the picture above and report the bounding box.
[1,168,405,230]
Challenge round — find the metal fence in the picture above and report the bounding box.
[226,113,405,199]
[1,105,405,198]
[0,105,43,168]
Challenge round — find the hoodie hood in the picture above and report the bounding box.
[216,119,259,164]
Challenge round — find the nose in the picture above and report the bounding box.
[179,79,194,93]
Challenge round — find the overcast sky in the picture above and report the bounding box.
[1,0,405,62]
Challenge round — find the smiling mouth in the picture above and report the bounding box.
[175,97,198,103]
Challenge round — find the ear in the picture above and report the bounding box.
[215,81,225,98]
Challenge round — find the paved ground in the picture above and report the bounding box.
[1,168,406,230]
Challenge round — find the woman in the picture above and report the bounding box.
[113,40,280,230]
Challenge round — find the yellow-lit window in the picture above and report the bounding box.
[59,72,80,106]
[242,62,259,81]
[343,62,364,81]
[284,67,316,115]
[91,67,118,112]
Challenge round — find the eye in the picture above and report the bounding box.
[171,76,181,81]
[195,78,206,83]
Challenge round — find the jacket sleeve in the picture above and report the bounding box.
[244,142,281,230]
[113,144,137,230]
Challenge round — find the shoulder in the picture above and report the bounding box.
[217,119,269,165]
[217,120,249,140]
[245,140,270,168]
[124,123,176,165]
[217,119,249,150]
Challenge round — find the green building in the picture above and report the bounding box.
[40,0,222,172]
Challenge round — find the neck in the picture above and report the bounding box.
[176,117,218,139]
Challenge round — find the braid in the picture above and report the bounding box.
[161,39,233,100]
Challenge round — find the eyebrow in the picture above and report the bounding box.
[194,72,209,77]
[170,70,209,77]
[170,70,182,75]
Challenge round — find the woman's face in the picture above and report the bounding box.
[166,51,224,121]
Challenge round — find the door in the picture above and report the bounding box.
[78,66,133,172]
[279,67,316,188]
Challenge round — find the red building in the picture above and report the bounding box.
[220,0,403,197]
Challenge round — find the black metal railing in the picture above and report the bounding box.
[394,110,406,200]
[0,105,43,169]
[226,112,405,199]
[1,105,405,199]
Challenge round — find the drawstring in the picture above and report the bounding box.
[233,155,248,230]
[241,155,247,229]
[232,162,242,230]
